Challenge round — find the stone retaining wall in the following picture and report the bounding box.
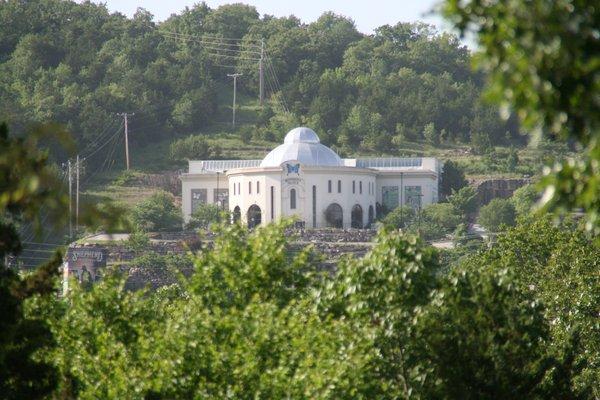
[70,228,378,290]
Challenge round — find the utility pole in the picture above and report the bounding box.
[227,73,242,128]
[117,112,134,170]
[68,159,72,239]
[75,154,80,230]
[259,39,264,106]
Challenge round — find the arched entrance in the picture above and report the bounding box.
[368,205,374,226]
[247,204,261,229]
[324,203,343,228]
[351,204,363,229]
[232,206,241,223]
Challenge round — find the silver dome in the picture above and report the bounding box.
[260,127,343,167]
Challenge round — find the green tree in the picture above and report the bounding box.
[447,185,478,217]
[186,203,221,230]
[471,130,492,154]
[411,202,462,240]
[416,265,555,399]
[439,160,467,199]
[382,205,415,229]
[478,198,516,231]
[131,191,182,232]
[506,146,519,172]
[0,122,123,399]
[511,184,539,216]
[423,122,439,145]
[169,135,220,162]
[317,229,440,398]
[443,0,600,234]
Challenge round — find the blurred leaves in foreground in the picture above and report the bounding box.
[442,0,600,234]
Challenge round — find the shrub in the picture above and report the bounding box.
[478,198,516,231]
[409,203,462,240]
[447,186,478,217]
[131,191,182,232]
[511,184,539,216]
[382,206,415,229]
[169,135,221,162]
[187,203,222,229]
[440,160,467,199]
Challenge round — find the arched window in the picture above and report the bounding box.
[290,188,297,209]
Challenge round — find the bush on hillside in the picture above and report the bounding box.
[169,135,222,162]
[131,191,182,232]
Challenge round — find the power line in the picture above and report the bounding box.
[161,30,261,46]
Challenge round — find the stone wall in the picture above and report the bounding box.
[473,178,530,206]
[69,228,378,290]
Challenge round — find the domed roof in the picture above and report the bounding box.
[260,127,343,167]
[284,127,320,144]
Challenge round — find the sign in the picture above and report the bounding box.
[286,163,300,175]
[66,247,108,284]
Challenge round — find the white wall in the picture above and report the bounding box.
[181,173,228,223]
[182,164,439,228]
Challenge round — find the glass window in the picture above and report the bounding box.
[191,189,207,212]
[359,181,363,194]
[337,180,341,193]
[382,186,399,212]
[352,181,355,194]
[405,186,422,209]
[328,180,332,193]
[257,181,260,194]
[213,188,229,210]
[248,181,252,194]
[290,188,296,209]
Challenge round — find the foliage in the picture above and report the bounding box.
[409,202,462,240]
[131,191,182,232]
[478,198,516,231]
[126,230,150,253]
[381,205,415,229]
[423,122,438,145]
[186,203,221,230]
[0,122,123,399]
[443,0,600,234]
[317,229,440,397]
[0,1,523,174]
[169,135,222,162]
[0,122,67,399]
[461,216,599,396]
[511,184,539,216]
[439,160,467,199]
[447,185,478,216]
[417,265,554,399]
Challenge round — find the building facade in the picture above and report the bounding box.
[181,127,441,228]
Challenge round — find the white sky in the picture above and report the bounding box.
[92,0,453,35]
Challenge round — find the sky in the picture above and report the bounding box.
[93,0,453,36]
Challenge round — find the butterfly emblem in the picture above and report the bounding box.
[286,163,300,174]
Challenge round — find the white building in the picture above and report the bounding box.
[181,127,441,228]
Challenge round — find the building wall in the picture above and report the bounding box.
[182,163,439,228]
[181,173,228,224]
[375,172,439,212]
